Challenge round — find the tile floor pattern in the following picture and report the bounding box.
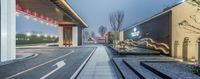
[77,45,118,79]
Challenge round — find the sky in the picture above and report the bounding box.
[67,0,183,36]
[16,13,58,36]
[16,0,184,36]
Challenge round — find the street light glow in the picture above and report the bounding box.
[55,35,58,38]
[181,0,185,2]
[44,34,48,38]
[36,34,41,37]
[26,32,31,37]
[50,35,54,38]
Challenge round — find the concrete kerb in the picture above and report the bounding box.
[0,53,38,67]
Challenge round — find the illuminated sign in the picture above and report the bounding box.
[131,28,140,37]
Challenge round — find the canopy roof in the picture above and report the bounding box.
[17,0,88,28]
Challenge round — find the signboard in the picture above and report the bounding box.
[131,28,140,37]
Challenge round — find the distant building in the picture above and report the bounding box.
[120,2,200,62]
[97,37,106,44]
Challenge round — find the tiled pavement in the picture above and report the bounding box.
[77,45,118,79]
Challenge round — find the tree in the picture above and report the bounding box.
[109,11,124,32]
[91,31,96,38]
[109,11,125,47]
[179,0,200,34]
[98,25,107,37]
[83,29,90,42]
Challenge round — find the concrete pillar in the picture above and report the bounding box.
[174,40,179,58]
[58,27,64,47]
[183,37,190,61]
[1,0,16,62]
[198,38,200,64]
[72,27,78,47]
[119,31,124,41]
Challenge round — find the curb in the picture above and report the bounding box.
[0,53,38,67]
[70,47,97,79]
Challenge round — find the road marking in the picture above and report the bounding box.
[6,50,74,79]
[40,60,66,79]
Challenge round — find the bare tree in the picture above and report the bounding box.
[83,29,90,41]
[109,11,124,32]
[98,25,107,37]
[109,11,125,47]
[91,31,96,38]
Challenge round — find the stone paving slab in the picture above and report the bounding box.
[77,45,117,79]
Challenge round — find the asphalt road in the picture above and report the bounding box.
[0,47,95,79]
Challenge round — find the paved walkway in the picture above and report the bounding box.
[77,45,117,79]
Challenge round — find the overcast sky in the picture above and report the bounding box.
[67,0,183,36]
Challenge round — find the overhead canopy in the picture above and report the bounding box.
[16,0,88,28]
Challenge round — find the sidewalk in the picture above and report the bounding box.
[77,45,118,79]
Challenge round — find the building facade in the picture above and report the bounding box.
[122,2,200,62]
[0,0,88,62]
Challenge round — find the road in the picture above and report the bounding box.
[0,47,95,79]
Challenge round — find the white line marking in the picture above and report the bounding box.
[6,50,74,79]
[40,60,66,79]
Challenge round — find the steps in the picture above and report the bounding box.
[140,61,200,79]
[112,58,170,79]
[113,58,200,79]
[123,59,162,79]
[140,61,172,79]
[112,58,140,79]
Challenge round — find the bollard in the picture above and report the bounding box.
[174,41,179,58]
[183,37,190,61]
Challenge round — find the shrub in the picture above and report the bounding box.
[192,64,200,76]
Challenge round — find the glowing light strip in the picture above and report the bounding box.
[60,0,88,27]
[141,38,170,54]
